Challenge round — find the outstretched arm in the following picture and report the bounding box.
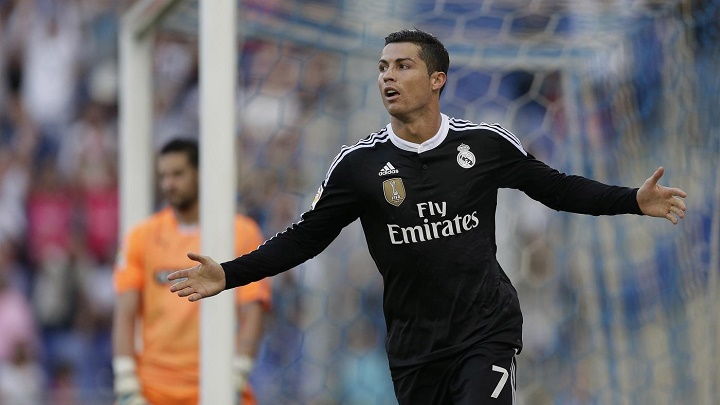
[168,252,226,302]
[636,167,687,224]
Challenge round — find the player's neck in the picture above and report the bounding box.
[174,203,199,226]
[390,107,442,144]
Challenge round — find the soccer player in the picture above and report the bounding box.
[112,139,271,405]
[168,30,687,404]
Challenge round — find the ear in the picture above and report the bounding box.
[431,71,446,92]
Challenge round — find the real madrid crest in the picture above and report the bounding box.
[456,143,475,169]
[383,178,406,207]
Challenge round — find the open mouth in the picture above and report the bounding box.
[384,88,400,100]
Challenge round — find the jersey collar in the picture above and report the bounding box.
[388,113,449,154]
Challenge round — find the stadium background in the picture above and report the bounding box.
[0,0,718,404]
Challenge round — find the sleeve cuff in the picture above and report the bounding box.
[221,260,245,290]
[630,188,643,215]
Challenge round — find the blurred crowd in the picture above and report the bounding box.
[0,0,121,404]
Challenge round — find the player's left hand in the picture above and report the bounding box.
[233,355,254,405]
[636,167,687,224]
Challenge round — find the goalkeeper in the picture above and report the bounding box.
[168,30,687,404]
[112,139,271,405]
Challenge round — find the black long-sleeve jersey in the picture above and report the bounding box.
[222,114,643,372]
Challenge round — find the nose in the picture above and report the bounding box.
[382,68,395,82]
[160,176,174,192]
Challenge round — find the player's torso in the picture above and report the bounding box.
[140,214,203,363]
[352,127,501,250]
[344,124,523,363]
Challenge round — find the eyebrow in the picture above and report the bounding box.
[378,57,416,64]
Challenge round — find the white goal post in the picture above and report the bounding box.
[119,1,237,404]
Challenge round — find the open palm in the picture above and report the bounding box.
[168,252,226,302]
[636,167,687,224]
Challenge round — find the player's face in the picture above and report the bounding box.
[158,152,199,212]
[378,42,442,119]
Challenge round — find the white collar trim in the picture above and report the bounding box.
[388,113,449,153]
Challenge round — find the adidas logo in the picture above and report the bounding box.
[378,162,399,176]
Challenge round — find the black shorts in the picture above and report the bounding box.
[392,342,517,405]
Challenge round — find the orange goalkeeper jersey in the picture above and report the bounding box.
[113,207,271,394]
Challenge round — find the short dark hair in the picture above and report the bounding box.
[159,138,199,168]
[384,29,450,94]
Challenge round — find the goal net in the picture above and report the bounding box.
[126,0,720,403]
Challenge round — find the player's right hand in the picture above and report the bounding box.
[113,356,149,405]
[168,252,226,302]
[116,391,149,405]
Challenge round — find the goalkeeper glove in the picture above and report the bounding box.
[113,356,149,405]
[232,355,254,393]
